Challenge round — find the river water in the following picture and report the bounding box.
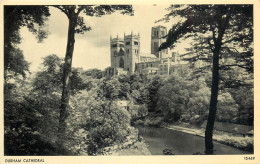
[136,126,250,155]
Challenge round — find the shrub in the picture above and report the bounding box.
[133,119,145,125]
[83,98,131,155]
[144,116,164,127]
[213,135,253,152]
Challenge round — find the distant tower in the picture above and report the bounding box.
[124,31,140,74]
[151,25,168,59]
[110,35,125,69]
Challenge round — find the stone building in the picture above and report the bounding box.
[110,32,141,75]
[106,25,187,76]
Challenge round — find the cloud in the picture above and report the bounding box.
[46,7,69,38]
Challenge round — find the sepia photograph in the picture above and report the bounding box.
[1,1,259,163]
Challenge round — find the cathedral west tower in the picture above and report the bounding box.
[110,32,140,75]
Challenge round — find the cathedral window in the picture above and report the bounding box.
[126,42,130,45]
[119,58,124,68]
[154,42,158,52]
[161,31,165,36]
[134,41,138,45]
[112,44,117,47]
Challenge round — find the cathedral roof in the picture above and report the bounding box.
[139,52,157,58]
[143,67,159,71]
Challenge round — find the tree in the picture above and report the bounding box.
[228,87,253,125]
[84,98,131,155]
[33,54,88,96]
[146,75,165,112]
[159,5,253,154]
[100,77,121,100]
[187,77,211,119]
[4,6,50,79]
[33,54,63,95]
[84,68,103,79]
[4,6,53,155]
[216,91,239,123]
[156,74,189,121]
[53,5,133,149]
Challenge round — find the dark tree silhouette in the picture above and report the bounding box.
[4,6,50,79]
[158,5,253,154]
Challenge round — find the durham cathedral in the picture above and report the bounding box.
[104,25,187,76]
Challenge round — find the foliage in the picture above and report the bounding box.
[137,104,148,118]
[4,6,50,78]
[156,74,189,121]
[33,54,63,95]
[213,135,253,152]
[100,76,122,100]
[144,116,164,127]
[83,97,131,155]
[4,76,61,155]
[84,68,103,79]
[146,75,165,112]
[228,87,253,125]
[67,81,133,155]
[216,91,239,123]
[33,54,88,95]
[187,77,211,117]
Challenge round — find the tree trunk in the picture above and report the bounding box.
[57,16,76,149]
[205,45,220,154]
[204,8,232,154]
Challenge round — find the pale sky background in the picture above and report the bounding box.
[18,5,186,72]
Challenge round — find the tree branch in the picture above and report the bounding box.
[53,6,69,17]
[209,24,217,45]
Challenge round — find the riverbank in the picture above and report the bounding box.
[103,128,151,156]
[136,125,248,155]
[107,141,151,155]
[164,123,253,153]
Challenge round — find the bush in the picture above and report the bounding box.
[132,119,145,125]
[214,135,253,152]
[144,116,164,127]
[82,98,131,155]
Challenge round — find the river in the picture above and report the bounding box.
[137,126,250,155]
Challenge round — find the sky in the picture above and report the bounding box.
[18,5,185,72]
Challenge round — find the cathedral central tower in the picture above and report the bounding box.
[151,25,168,59]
